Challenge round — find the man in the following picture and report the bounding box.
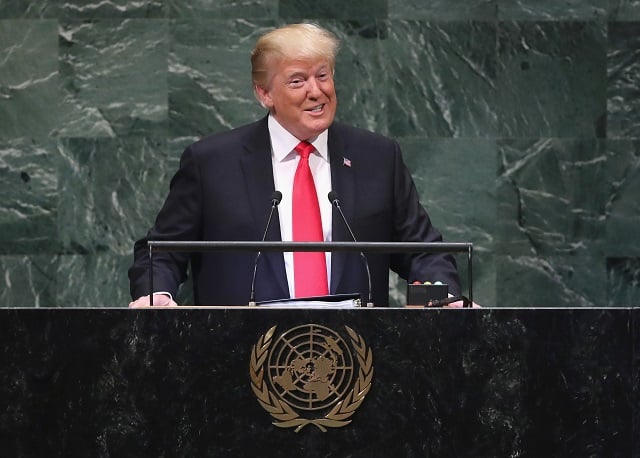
[128,23,461,307]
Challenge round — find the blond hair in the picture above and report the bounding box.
[251,23,340,96]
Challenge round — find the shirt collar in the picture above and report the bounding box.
[268,114,329,163]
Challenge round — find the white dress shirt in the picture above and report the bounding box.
[268,115,333,297]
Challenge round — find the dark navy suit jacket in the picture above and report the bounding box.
[128,117,460,305]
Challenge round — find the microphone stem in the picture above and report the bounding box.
[359,251,374,307]
[335,203,357,242]
[333,199,374,307]
[249,197,280,306]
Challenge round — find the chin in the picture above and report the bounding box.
[309,118,333,132]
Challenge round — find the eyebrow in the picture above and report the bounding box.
[285,65,330,79]
[286,71,306,79]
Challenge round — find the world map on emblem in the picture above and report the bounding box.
[267,324,355,411]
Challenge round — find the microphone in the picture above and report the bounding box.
[248,190,282,306]
[328,191,374,307]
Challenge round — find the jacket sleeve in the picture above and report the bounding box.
[128,145,203,300]
[388,140,462,296]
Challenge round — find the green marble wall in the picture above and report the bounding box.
[1,0,639,307]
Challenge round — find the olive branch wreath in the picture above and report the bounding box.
[249,325,373,432]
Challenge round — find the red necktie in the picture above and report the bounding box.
[292,141,328,297]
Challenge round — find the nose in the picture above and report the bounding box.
[306,77,322,98]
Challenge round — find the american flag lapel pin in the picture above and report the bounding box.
[343,157,352,167]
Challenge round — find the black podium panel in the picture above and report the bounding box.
[0,308,637,457]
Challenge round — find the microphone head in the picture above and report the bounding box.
[271,190,283,204]
[327,190,340,205]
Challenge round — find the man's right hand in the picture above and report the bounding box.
[128,294,178,308]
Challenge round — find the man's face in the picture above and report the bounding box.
[256,58,337,141]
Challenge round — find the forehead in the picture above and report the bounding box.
[274,58,332,76]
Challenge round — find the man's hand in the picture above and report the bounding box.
[443,299,482,308]
[128,294,178,308]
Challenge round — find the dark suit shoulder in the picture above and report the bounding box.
[186,117,269,159]
[330,121,396,143]
[330,121,397,151]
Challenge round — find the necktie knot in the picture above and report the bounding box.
[294,141,315,160]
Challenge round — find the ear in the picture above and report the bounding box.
[254,84,273,110]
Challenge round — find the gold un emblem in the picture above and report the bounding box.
[250,324,374,432]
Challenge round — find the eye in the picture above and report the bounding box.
[287,77,305,88]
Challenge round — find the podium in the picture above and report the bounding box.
[1,307,637,457]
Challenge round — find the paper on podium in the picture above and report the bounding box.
[257,293,362,308]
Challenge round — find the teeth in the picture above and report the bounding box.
[308,105,323,112]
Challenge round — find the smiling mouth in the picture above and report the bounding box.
[305,104,325,113]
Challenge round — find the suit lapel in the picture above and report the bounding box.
[240,117,289,298]
[328,125,357,294]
